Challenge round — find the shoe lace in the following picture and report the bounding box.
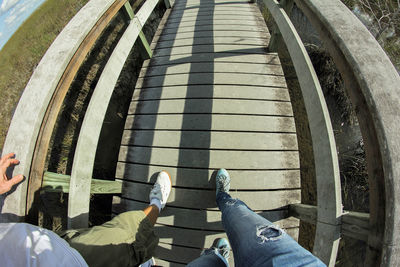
[217,175,228,190]
[218,246,230,259]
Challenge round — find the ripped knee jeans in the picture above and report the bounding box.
[216,192,326,267]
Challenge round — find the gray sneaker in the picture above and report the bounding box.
[216,168,230,196]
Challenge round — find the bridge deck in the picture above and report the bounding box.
[114,0,300,265]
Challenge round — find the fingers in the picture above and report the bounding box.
[0,155,20,170]
[0,153,15,164]
[8,174,24,187]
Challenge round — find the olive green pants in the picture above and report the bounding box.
[60,211,158,267]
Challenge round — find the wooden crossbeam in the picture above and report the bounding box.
[124,2,152,58]
[289,204,370,242]
[42,172,122,194]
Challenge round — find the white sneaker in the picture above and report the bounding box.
[149,171,172,209]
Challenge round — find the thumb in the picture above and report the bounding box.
[7,174,24,187]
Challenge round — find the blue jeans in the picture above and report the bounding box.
[187,192,326,267]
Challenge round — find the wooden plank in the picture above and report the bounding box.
[289,204,370,241]
[157,30,270,41]
[156,243,202,264]
[174,0,250,4]
[145,53,281,66]
[289,203,317,225]
[172,3,257,11]
[121,130,297,150]
[164,17,264,28]
[341,211,370,242]
[113,197,300,229]
[156,242,236,266]
[156,36,268,48]
[140,62,283,77]
[155,224,299,248]
[119,146,300,170]
[153,44,267,57]
[158,24,268,36]
[153,258,185,267]
[132,85,289,102]
[118,180,300,210]
[125,114,296,132]
[67,14,143,229]
[116,163,300,190]
[166,13,264,24]
[42,172,122,194]
[168,10,257,20]
[136,73,286,88]
[128,99,293,116]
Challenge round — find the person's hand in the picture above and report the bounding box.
[0,153,24,195]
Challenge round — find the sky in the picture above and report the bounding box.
[0,0,46,50]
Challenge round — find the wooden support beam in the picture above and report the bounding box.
[42,172,122,194]
[124,1,152,59]
[289,204,370,242]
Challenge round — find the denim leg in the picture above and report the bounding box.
[186,248,228,267]
[217,192,326,267]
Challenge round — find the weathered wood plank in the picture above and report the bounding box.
[121,130,297,150]
[145,53,281,66]
[289,204,370,241]
[153,258,185,267]
[42,172,122,194]
[156,242,236,266]
[128,99,293,116]
[132,85,289,102]
[166,14,263,24]
[153,44,267,57]
[136,73,286,88]
[172,3,257,11]
[119,146,300,170]
[113,197,300,229]
[125,114,296,132]
[164,17,265,29]
[116,163,300,190]
[168,10,257,20]
[156,36,268,48]
[156,243,202,264]
[140,62,283,77]
[159,25,268,36]
[118,180,300,210]
[157,30,270,41]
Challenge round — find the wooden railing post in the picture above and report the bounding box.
[269,0,294,52]
[164,0,171,9]
[123,2,152,59]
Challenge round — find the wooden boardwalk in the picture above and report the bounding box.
[114,0,300,265]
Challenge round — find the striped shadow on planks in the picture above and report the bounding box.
[124,114,296,132]
[116,163,300,190]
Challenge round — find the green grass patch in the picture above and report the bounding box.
[0,0,88,152]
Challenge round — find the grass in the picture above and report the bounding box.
[0,0,89,153]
